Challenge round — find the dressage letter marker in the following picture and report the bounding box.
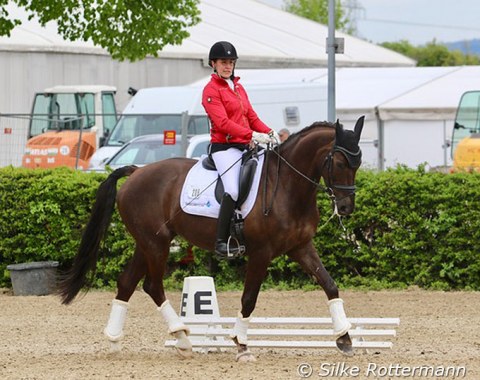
[180,277,220,317]
[177,276,226,352]
[181,291,215,316]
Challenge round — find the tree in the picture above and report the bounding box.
[379,40,417,59]
[0,0,201,62]
[381,40,480,67]
[284,0,353,33]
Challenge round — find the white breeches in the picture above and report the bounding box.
[212,148,244,201]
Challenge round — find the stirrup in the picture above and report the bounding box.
[215,236,246,260]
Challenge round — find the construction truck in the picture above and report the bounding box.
[451,91,480,171]
[22,85,117,170]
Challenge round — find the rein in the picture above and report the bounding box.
[264,141,359,226]
[262,145,281,215]
[267,143,358,197]
[270,142,360,249]
[263,145,334,217]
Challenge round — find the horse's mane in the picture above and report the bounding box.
[276,120,335,153]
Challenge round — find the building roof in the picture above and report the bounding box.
[0,0,415,67]
[213,65,480,121]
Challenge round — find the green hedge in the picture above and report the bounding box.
[1,165,479,291]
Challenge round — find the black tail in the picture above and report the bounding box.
[58,166,137,304]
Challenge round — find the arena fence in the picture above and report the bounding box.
[164,277,400,353]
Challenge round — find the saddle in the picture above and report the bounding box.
[202,149,259,250]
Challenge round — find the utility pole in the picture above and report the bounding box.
[327,0,344,123]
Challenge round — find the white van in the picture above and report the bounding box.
[88,86,209,168]
[88,74,328,168]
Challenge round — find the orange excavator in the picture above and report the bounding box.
[22,85,117,170]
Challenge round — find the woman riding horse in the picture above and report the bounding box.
[59,116,364,362]
[203,41,279,257]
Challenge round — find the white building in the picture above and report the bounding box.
[0,0,414,114]
[231,66,480,170]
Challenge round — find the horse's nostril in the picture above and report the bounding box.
[338,204,354,216]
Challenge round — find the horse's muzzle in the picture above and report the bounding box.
[334,195,355,216]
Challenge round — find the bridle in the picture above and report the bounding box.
[323,144,362,200]
[269,142,360,193]
[264,140,361,215]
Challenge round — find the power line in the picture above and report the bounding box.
[362,18,480,32]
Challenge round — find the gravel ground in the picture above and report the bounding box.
[0,288,479,379]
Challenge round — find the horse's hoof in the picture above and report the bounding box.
[175,347,193,359]
[336,333,354,357]
[172,330,192,359]
[236,350,256,362]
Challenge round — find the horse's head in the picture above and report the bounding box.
[323,116,364,216]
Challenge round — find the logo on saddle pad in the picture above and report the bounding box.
[180,154,265,219]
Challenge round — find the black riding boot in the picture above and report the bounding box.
[215,193,245,259]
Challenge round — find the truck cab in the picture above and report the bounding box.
[451,91,480,171]
[22,85,117,169]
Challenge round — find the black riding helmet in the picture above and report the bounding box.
[208,41,238,67]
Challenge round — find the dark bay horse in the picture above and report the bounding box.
[59,116,364,362]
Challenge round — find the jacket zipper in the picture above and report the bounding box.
[233,85,248,129]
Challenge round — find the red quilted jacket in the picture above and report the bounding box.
[202,74,271,144]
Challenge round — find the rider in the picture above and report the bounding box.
[202,41,279,257]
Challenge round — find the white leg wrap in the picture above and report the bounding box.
[158,300,190,335]
[230,311,251,345]
[328,298,352,338]
[104,299,129,342]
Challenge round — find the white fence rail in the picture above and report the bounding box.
[165,316,400,351]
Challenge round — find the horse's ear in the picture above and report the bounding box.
[335,119,343,137]
[353,116,365,142]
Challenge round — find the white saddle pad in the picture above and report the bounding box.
[180,153,265,219]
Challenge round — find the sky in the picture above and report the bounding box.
[258,0,480,45]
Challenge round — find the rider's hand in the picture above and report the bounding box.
[252,131,272,144]
[268,130,281,145]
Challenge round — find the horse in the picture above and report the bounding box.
[58,116,364,362]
